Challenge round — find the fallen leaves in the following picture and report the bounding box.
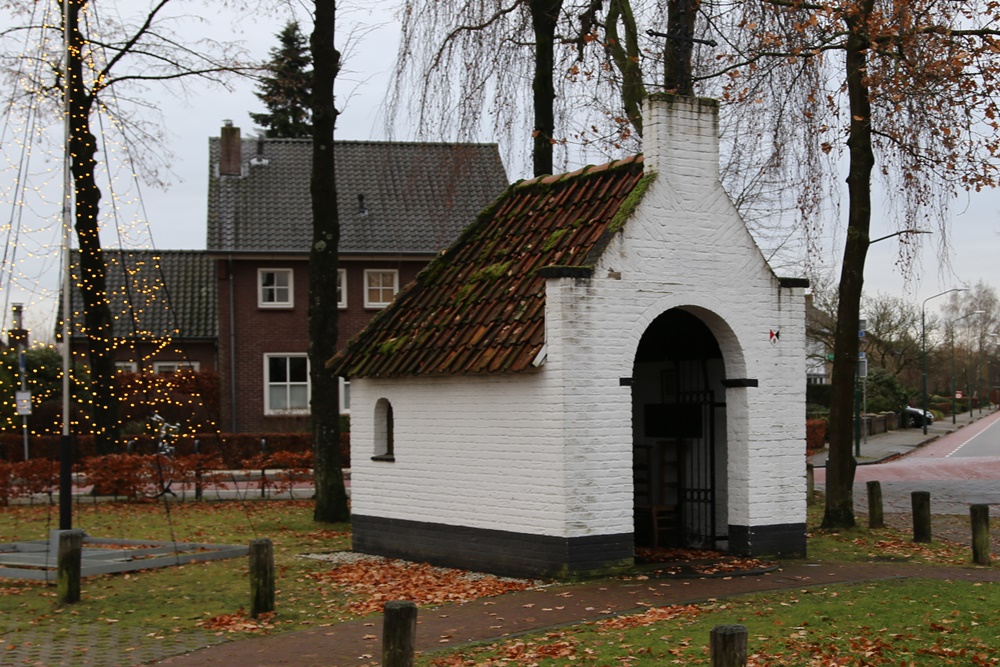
[196,609,276,634]
[635,547,776,576]
[307,556,540,615]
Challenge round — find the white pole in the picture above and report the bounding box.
[61,0,72,441]
[59,0,73,531]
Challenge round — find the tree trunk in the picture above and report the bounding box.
[664,0,699,95]
[310,0,350,523]
[67,0,118,454]
[530,0,561,177]
[606,0,645,137]
[823,2,875,529]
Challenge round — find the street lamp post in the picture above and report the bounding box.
[983,333,998,414]
[950,310,984,424]
[922,288,968,436]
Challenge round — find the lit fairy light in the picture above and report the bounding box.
[1,1,224,438]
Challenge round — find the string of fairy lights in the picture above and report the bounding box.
[0,1,215,440]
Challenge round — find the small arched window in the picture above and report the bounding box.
[372,398,395,461]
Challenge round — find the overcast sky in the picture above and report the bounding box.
[2,1,999,337]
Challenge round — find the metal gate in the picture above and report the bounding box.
[673,390,718,549]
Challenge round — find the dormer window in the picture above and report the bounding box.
[259,269,293,308]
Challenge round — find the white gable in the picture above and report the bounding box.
[348,94,807,578]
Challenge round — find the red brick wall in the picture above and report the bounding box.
[70,340,217,373]
[217,256,429,434]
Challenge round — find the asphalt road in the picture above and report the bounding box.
[820,409,1000,515]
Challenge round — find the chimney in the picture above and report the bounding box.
[220,121,241,176]
[641,94,720,192]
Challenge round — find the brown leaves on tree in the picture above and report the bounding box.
[308,557,537,615]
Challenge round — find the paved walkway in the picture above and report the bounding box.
[807,407,996,468]
[153,562,1000,667]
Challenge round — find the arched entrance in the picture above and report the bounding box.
[632,308,729,552]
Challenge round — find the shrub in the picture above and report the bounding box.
[806,419,828,451]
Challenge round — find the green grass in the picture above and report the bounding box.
[419,579,1000,666]
[1,496,997,666]
[414,501,999,666]
[0,500,354,636]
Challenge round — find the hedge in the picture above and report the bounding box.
[0,432,350,468]
[806,419,828,451]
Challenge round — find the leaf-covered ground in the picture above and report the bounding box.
[420,580,1000,666]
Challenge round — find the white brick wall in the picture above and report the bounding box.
[350,93,806,546]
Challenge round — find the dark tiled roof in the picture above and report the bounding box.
[207,138,509,254]
[330,156,650,378]
[66,250,216,339]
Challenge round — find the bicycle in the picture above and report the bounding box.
[127,414,180,498]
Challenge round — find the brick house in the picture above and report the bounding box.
[207,128,508,433]
[332,94,809,578]
[66,249,217,374]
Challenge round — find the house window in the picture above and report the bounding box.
[364,269,398,308]
[337,269,347,309]
[259,269,293,308]
[115,361,138,373]
[153,361,200,374]
[339,377,351,414]
[372,397,394,461]
[265,354,310,414]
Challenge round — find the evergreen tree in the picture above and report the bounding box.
[251,21,313,138]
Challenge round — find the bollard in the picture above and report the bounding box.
[383,600,418,667]
[249,538,275,617]
[971,504,991,566]
[866,481,884,529]
[911,491,932,543]
[57,529,85,605]
[710,624,748,667]
[806,464,814,506]
[194,439,203,500]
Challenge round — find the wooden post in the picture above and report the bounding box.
[806,464,814,506]
[249,538,275,617]
[710,624,747,667]
[383,600,418,667]
[971,504,991,566]
[866,481,884,529]
[57,529,84,605]
[911,491,932,543]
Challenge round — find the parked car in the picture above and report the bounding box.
[904,406,934,427]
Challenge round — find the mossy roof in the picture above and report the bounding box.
[329,155,649,378]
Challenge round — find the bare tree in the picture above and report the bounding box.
[861,292,921,377]
[700,0,1000,528]
[0,1,251,451]
[309,0,349,522]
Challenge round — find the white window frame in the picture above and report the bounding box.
[115,361,138,373]
[364,269,399,309]
[337,269,347,309]
[153,361,200,374]
[372,397,394,461]
[258,268,294,308]
[264,353,311,415]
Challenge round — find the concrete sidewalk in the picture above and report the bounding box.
[807,407,995,468]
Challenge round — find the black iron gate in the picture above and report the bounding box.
[673,390,718,549]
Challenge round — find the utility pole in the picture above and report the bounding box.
[7,304,30,460]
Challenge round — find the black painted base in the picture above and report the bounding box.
[352,514,634,579]
[729,522,807,558]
